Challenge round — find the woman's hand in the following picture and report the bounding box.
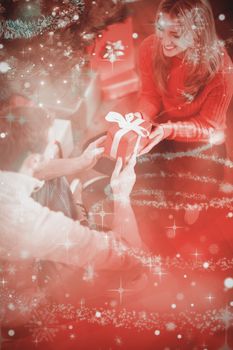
[79,135,106,170]
[139,125,165,155]
[110,156,137,201]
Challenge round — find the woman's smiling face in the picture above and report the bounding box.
[156,12,194,58]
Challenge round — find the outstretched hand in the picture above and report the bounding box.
[79,135,107,170]
[139,125,165,156]
[110,155,137,201]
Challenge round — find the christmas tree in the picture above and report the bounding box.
[0,0,128,109]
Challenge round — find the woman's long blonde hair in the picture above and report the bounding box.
[154,0,223,99]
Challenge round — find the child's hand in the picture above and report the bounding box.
[79,135,106,170]
[110,155,137,201]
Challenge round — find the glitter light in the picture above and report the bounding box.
[0,61,11,73]
[203,262,210,269]
[165,220,184,236]
[205,294,215,303]
[8,330,15,337]
[108,278,133,305]
[0,278,8,287]
[218,14,226,21]
[191,249,203,262]
[0,132,7,139]
[224,278,233,289]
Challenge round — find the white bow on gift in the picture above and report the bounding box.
[105,111,150,158]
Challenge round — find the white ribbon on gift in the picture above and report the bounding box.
[105,111,150,158]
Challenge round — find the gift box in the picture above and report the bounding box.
[90,17,139,100]
[104,111,152,162]
[91,17,136,81]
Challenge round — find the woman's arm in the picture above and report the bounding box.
[161,83,233,143]
[140,79,233,155]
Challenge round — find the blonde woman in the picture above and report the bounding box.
[137,0,233,224]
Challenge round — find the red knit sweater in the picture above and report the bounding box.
[138,35,233,142]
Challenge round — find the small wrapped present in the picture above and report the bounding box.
[91,18,135,81]
[104,111,152,161]
[90,17,139,100]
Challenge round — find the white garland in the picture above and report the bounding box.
[0,0,85,40]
